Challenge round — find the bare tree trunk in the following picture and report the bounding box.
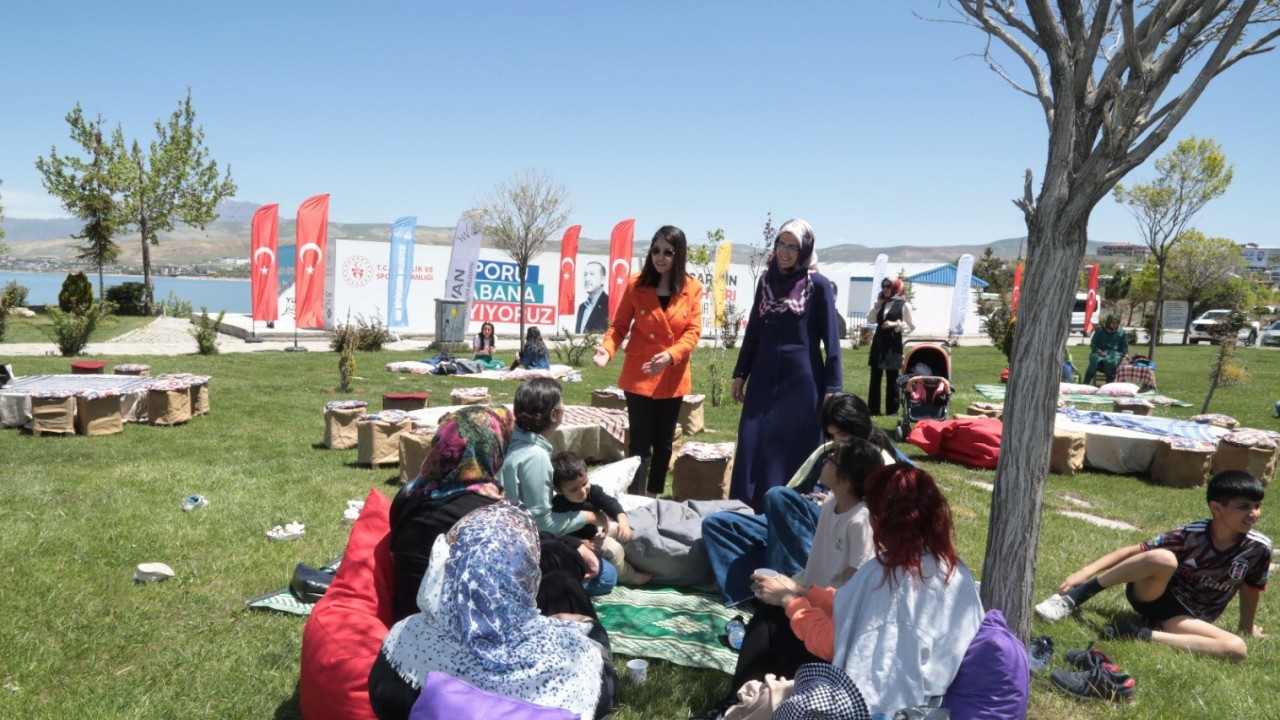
[517,265,527,346]
[141,219,153,316]
[982,217,1087,642]
[97,267,105,311]
[1148,264,1166,357]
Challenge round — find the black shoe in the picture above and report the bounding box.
[1028,635,1055,671]
[1051,665,1136,703]
[1065,641,1122,673]
[1103,617,1153,641]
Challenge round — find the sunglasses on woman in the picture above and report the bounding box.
[651,246,675,258]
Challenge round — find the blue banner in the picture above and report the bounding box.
[388,216,416,327]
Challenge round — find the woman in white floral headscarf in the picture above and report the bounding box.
[370,502,610,720]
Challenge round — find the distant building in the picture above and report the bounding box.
[1097,243,1149,257]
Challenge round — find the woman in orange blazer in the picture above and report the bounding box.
[594,225,704,496]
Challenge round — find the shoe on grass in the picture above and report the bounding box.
[266,522,306,541]
[134,562,175,583]
[1066,641,1123,673]
[1050,665,1136,703]
[1034,593,1076,622]
[1102,617,1152,640]
[342,500,365,525]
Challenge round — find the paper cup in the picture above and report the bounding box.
[626,658,649,683]
[753,568,780,579]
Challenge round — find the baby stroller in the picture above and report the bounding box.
[894,343,953,441]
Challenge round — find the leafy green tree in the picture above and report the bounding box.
[973,246,1011,296]
[36,91,236,315]
[58,271,94,314]
[1114,137,1234,359]
[1166,230,1248,342]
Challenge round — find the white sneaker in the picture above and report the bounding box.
[266,522,306,541]
[134,562,175,583]
[342,500,364,525]
[1034,593,1076,622]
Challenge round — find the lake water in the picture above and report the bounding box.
[0,271,253,313]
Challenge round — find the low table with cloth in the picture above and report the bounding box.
[405,404,630,463]
[0,374,155,428]
[1112,359,1157,391]
[1054,407,1230,475]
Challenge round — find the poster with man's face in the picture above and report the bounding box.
[575,260,609,333]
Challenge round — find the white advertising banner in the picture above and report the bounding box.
[949,253,974,339]
[444,216,483,317]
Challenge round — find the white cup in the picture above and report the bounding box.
[626,658,649,683]
[753,568,780,579]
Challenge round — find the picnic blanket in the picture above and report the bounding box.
[1057,407,1224,442]
[461,364,577,381]
[975,384,1191,407]
[592,585,748,674]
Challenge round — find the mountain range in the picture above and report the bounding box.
[2,200,1101,264]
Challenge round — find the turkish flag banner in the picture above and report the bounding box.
[607,219,635,318]
[250,204,280,322]
[1011,262,1023,319]
[294,194,330,328]
[558,225,581,316]
[1084,264,1100,334]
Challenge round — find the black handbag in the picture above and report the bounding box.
[290,562,336,604]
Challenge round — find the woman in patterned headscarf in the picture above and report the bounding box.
[389,405,599,624]
[729,218,843,511]
[371,503,611,720]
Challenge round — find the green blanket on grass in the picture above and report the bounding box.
[592,585,747,675]
[973,384,1192,407]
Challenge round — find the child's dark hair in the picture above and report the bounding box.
[551,451,588,488]
[525,326,545,350]
[476,321,495,345]
[1207,470,1265,504]
[833,436,886,499]
[513,377,562,433]
[821,392,895,456]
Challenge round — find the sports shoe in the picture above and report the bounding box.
[1050,665,1136,702]
[341,499,364,524]
[266,522,306,541]
[1066,641,1122,673]
[1034,593,1076,622]
[1028,635,1055,671]
[1102,617,1152,640]
[182,494,208,511]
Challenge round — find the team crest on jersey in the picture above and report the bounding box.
[1229,557,1249,582]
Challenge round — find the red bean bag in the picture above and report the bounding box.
[906,417,1004,469]
[300,488,395,720]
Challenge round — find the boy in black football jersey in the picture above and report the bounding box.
[1035,470,1270,659]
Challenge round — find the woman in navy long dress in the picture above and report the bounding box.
[730,219,842,511]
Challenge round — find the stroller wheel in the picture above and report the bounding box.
[895,420,910,442]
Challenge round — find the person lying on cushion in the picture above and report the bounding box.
[750,464,983,716]
[370,502,614,720]
[701,392,902,607]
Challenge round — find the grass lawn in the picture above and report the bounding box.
[1,314,155,345]
[0,341,1276,719]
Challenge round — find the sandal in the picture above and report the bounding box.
[266,522,306,541]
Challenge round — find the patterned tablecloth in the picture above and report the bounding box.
[406,404,630,463]
[0,375,156,428]
[1113,363,1157,390]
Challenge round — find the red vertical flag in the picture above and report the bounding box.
[1084,264,1100,334]
[294,194,330,328]
[1011,262,1024,318]
[607,219,635,318]
[557,225,581,316]
[250,204,280,322]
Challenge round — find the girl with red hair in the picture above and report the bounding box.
[867,276,915,415]
[753,464,983,716]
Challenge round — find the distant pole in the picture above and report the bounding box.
[285,304,307,352]
[245,317,264,344]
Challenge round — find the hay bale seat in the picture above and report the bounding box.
[31,391,76,436]
[397,426,438,485]
[590,387,627,412]
[74,388,123,436]
[1112,398,1154,416]
[148,378,193,426]
[1050,427,1086,475]
[382,392,429,412]
[324,400,369,450]
[966,402,1004,419]
[113,364,152,377]
[1211,430,1280,486]
[672,441,735,501]
[1151,438,1217,489]
[357,410,413,469]
[450,387,491,406]
[679,394,705,435]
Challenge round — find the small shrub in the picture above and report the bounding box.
[2,280,29,308]
[191,307,225,355]
[330,320,358,354]
[45,303,111,357]
[0,295,10,342]
[105,282,148,316]
[58,271,94,314]
[980,294,1016,363]
[551,331,597,367]
[331,313,394,352]
[719,301,744,349]
[1218,363,1250,388]
[164,291,193,318]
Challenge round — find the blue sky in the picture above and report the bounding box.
[2,1,1277,248]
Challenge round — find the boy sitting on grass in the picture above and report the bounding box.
[1036,470,1270,660]
[551,451,652,586]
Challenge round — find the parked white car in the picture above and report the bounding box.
[1187,309,1260,345]
[1262,320,1280,347]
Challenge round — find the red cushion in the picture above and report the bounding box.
[70,361,108,373]
[300,488,395,720]
[907,417,1004,469]
[383,393,429,400]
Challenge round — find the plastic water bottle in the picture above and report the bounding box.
[726,615,746,650]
